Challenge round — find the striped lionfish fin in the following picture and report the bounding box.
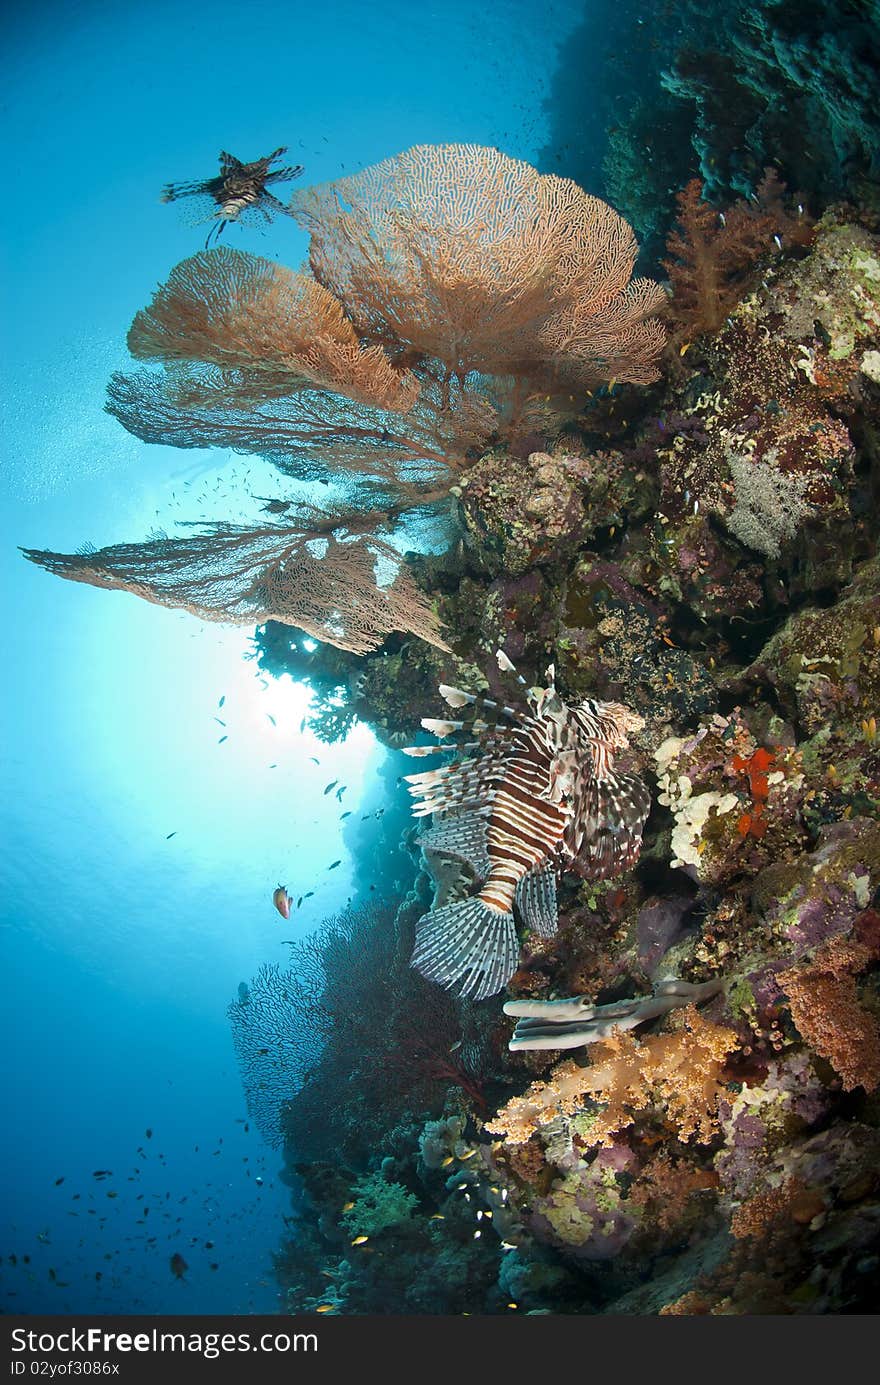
[411,896,519,1000]
[404,756,498,818]
[514,863,558,937]
[571,773,651,879]
[417,811,491,881]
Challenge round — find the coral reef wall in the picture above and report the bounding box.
[264,194,880,1315]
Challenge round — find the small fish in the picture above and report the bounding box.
[169,1253,188,1281]
[335,785,346,800]
[266,714,276,727]
[54,1177,64,1186]
[316,1304,336,1314]
[304,891,314,900]
[219,696,226,708]
[340,811,352,820]
[218,735,228,744]
[342,1201,355,1212]
[323,780,338,795]
[165,831,177,840]
[213,717,226,726]
[351,1235,369,1246]
[328,860,341,870]
[273,885,292,920]
[146,1128,153,1138]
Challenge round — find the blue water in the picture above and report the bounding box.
[1,0,580,1314]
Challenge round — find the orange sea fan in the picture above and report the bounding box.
[291,143,666,388]
[103,146,665,527]
[128,249,420,412]
[21,515,450,655]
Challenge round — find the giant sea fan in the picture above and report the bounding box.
[27,143,665,656]
[110,144,666,511]
[22,512,449,655]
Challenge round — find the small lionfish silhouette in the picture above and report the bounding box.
[403,651,650,1000]
[160,147,304,248]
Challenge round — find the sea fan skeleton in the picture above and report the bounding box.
[403,652,651,1000]
[160,147,304,246]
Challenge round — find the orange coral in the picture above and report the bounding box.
[109,146,666,520]
[659,1290,713,1315]
[21,515,450,655]
[628,1150,718,1233]
[663,179,774,340]
[780,937,880,1093]
[292,144,666,389]
[663,171,811,345]
[729,1178,824,1240]
[731,746,775,840]
[485,1007,738,1147]
[128,249,420,412]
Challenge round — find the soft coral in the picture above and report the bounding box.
[663,171,813,344]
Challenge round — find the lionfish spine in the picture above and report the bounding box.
[406,649,650,1000]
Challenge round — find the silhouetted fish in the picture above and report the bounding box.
[160,148,304,248]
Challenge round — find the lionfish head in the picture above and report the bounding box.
[577,699,645,747]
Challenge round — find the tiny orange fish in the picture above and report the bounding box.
[273,885,292,920]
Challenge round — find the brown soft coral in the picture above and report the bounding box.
[485,1007,738,1147]
[780,936,880,1092]
[628,1150,718,1234]
[663,171,812,344]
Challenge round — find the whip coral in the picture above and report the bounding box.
[485,1007,738,1147]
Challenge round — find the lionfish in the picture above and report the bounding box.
[403,652,650,1001]
[159,147,304,247]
